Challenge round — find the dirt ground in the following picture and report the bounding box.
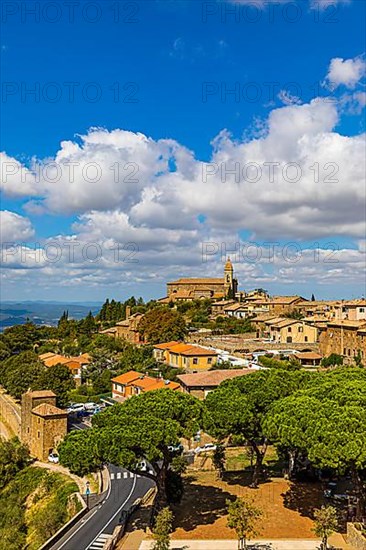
[171,471,336,540]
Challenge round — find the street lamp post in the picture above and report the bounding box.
[85,480,90,509]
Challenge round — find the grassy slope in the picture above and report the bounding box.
[0,466,81,550]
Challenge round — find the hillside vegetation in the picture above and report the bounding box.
[0,439,81,550]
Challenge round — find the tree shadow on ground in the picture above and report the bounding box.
[281,481,324,520]
[172,475,234,532]
[223,469,272,488]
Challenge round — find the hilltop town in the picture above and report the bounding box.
[0,261,365,550]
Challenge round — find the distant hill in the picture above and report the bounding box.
[0,301,102,331]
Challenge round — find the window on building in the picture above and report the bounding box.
[207,357,212,364]
[298,326,303,332]
[193,358,198,365]
[37,431,40,438]
[343,348,346,355]
[360,308,365,313]
[288,327,292,332]
[305,336,308,342]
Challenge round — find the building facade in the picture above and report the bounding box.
[21,390,67,461]
[319,321,366,363]
[111,370,180,401]
[153,342,218,371]
[166,258,238,302]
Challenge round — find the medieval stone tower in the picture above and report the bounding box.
[21,390,68,461]
[224,257,238,298]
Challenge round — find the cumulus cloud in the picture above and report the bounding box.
[325,56,366,90]
[0,152,38,197]
[1,87,365,296]
[2,98,365,245]
[0,211,35,242]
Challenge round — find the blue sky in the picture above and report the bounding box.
[1,0,365,301]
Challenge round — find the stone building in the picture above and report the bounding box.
[100,307,145,344]
[319,320,366,363]
[21,390,67,461]
[166,258,238,302]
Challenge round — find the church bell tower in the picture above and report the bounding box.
[224,257,234,298]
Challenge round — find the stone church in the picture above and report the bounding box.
[166,258,238,302]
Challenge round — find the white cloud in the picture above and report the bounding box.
[1,86,365,297]
[325,56,366,90]
[0,211,35,242]
[2,98,365,245]
[0,152,38,197]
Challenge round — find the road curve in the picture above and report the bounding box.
[50,464,153,550]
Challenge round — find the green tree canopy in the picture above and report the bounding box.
[35,364,75,407]
[264,368,366,519]
[0,437,31,489]
[226,497,262,550]
[138,307,187,344]
[205,369,311,486]
[59,389,204,506]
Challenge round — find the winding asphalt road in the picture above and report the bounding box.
[50,464,153,550]
[50,417,154,550]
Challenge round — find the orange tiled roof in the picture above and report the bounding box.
[112,370,141,385]
[167,343,217,356]
[294,352,322,360]
[327,320,366,328]
[178,369,253,388]
[154,341,181,350]
[269,296,304,304]
[42,355,71,367]
[39,352,56,360]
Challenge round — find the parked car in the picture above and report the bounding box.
[67,403,85,413]
[84,402,97,411]
[194,443,217,454]
[48,453,59,464]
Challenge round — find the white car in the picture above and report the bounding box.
[194,443,217,454]
[84,402,97,411]
[67,403,85,413]
[48,452,59,463]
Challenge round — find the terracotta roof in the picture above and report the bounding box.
[294,352,322,360]
[264,317,287,326]
[25,390,56,398]
[177,369,254,388]
[212,300,236,307]
[41,353,91,367]
[327,320,366,328]
[168,278,224,285]
[270,319,301,328]
[134,378,180,391]
[32,403,66,417]
[112,371,141,385]
[153,341,181,350]
[39,352,56,360]
[224,303,246,312]
[343,299,366,306]
[269,296,304,304]
[168,343,217,356]
[251,314,278,322]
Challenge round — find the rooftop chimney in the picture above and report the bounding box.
[126,306,131,320]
